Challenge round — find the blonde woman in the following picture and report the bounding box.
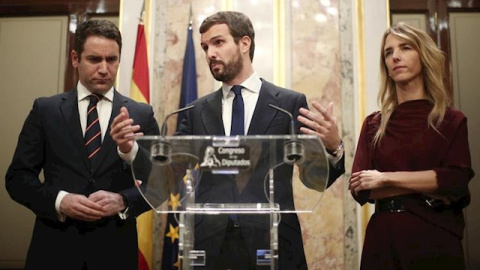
[349,22,474,269]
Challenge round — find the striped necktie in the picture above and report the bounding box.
[85,94,103,163]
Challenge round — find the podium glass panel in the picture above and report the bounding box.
[131,135,329,269]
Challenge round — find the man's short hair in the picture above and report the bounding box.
[200,11,255,61]
[74,20,122,61]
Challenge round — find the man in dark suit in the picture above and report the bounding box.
[112,11,344,270]
[5,20,159,270]
[186,11,345,270]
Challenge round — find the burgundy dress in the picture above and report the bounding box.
[352,100,474,270]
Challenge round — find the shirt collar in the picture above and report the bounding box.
[77,81,114,102]
[221,72,262,98]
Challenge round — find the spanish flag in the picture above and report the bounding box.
[130,8,153,270]
[130,12,150,104]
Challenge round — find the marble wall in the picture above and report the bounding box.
[290,1,344,269]
[150,0,357,269]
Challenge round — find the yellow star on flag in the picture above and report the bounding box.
[173,255,180,268]
[165,223,179,243]
[168,193,181,210]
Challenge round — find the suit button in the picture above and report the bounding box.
[89,178,96,184]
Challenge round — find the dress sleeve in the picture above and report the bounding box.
[350,115,376,205]
[434,116,475,197]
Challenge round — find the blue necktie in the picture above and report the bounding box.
[85,94,103,164]
[229,86,244,226]
[230,85,244,136]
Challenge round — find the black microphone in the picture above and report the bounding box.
[268,104,305,164]
[151,105,195,164]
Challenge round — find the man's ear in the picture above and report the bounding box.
[240,36,251,56]
[71,50,79,68]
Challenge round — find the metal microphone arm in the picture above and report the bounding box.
[268,104,296,137]
[160,105,195,136]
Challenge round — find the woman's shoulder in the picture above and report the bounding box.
[359,111,382,139]
[444,107,467,126]
[446,106,466,117]
[364,111,381,124]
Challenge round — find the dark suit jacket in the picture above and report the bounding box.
[5,88,159,270]
[176,79,345,269]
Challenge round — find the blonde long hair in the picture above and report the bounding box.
[374,22,449,145]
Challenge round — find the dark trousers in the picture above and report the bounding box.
[213,219,255,270]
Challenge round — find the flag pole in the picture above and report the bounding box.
[188,3,193,29]
[141,1,146,23]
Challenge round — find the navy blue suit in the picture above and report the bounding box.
[177,79,345,269]
[6,88,159,270]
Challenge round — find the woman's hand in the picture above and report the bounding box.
[349,170,386,195]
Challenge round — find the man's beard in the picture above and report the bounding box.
[209,49,244,82]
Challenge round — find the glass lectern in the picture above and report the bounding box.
[132,135,329,269]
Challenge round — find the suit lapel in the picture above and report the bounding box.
[201,89,225,135]
[248,80,280,135]
[60,88,91,170]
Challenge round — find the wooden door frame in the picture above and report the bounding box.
[389,0,480,103]
[0,0,120,92]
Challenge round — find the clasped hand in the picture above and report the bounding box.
[60,191,125,222]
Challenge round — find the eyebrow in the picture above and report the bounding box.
[202,34,225,44]
[85,54,118,58]
[384,42,410,52]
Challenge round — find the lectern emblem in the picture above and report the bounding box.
[200,146,221,168]
[199,145,251,171]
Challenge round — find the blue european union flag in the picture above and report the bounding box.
[176,24,198,132]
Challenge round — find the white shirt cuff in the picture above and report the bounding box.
[55,190,69,222]
[117,142,139,164]
[327,151,343,166]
